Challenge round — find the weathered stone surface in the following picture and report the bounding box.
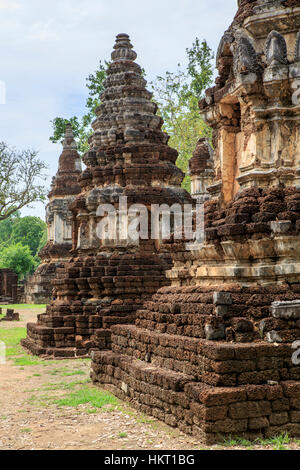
[271,301,300,319]
[270,221,292,234]
[0,308,20,322]
[204,324,226,341]
[213,291,232,305]
[0,269,20,304]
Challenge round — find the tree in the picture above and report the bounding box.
[0,211,20,249]
[0,243,35,278]
[50,61,108,154]
[10,216,47,256]
[0,143,48,221]
[150,38,214,191]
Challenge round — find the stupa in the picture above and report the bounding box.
[92,1,300,444]
[22,34,192,357]
[23,125,82,304]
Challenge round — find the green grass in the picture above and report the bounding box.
[54,385,119,409]
[257,433,291,450]
[20,428,32,433]
[0,304,46,310]
[223,432,295,450]
[119,432,128,438]
[223,436,252,448]
[0,327,26,357]
[0,326,44,366]
[13,355,43,366]
[48,367,87,377]
[42,379,90,391]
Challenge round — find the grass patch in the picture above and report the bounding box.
[42,379,91,391]
[48,367,87,377]
[13,355,43,366]
[0,327,26,357]
[20,428,32,433]
[223,432,295,450]
[257,433,291,450]
[119,432,128,438]
[0,326,45,365]
[0,304,46,310]
[54,385,119,410]
[223,436,252,448]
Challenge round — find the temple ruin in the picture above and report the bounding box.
[0,269,19,304]
[22,0,300,443]
[91,0,300,443]
[22,33,192,357]
[23,125,82,304]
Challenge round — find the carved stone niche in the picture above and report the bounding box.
[264,30,289,105]
[266,30,288,67]
[233,34,258,86]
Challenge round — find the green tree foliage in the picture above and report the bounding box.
[0,214,47,277]
[0,143,48,221]
[50,61,108,154]
[10,216,47,256]
[0,211,21,249]
[150,38,214,192]
[0,243,35,278]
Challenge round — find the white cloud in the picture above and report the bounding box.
[0,0,21,10]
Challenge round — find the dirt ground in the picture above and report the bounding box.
[0,307,300,451]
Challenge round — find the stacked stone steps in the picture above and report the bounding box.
[23,251,172,357]
[110,324,300,387]
[91,349,300,444]
[137,286,300,343]
[205,187,300,243]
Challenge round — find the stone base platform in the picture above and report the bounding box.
[91,349,300,445]
[21,320,112,358]
[21,338,90,358]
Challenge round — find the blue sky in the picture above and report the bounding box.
[0,0,237,220]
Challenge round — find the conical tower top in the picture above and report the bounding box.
[88,33,170,149]
[63,123,77,150]
[111,33,137,63]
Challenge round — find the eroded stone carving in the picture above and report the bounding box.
[233,35,258,76]
[266,30,287,66]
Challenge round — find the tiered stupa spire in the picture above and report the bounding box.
[22,34,192,358]
[62,123,77,150]
[23,124,82,304]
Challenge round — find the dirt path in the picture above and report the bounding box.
[0,308,300,451]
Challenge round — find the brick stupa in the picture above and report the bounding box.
[23,125,82,304]
[22,34,191,357]
[92,1,300,444]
